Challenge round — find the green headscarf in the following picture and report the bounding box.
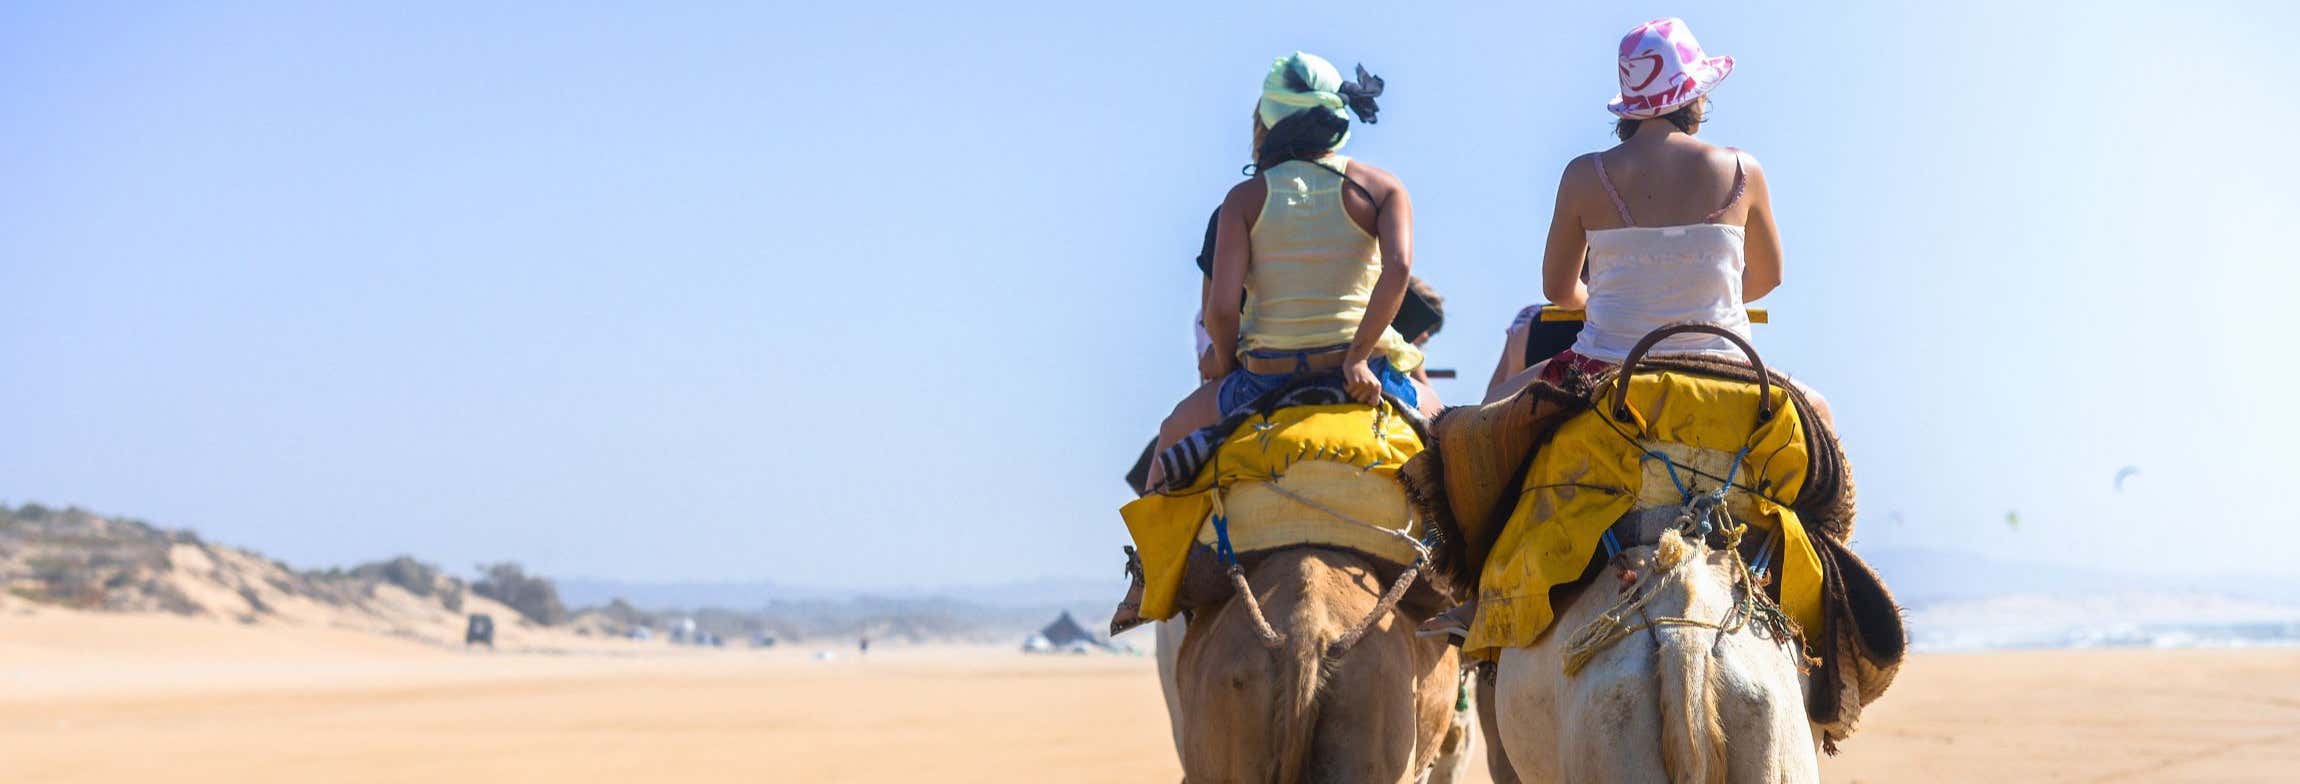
[1257,52,1350,130]
[1255,52,1385,154]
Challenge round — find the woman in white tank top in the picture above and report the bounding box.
[1485,17,1831,424]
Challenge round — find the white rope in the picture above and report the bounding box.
[1254,479,1431,563]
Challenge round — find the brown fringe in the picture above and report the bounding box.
[1397,411,1467,586]
[1398,371,1596,595]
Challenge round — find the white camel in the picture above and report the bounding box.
[1490,529,1818,783]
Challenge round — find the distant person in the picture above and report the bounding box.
[858,635,870,656]
[1145,51,1435,489]
[1484,18,1830,424]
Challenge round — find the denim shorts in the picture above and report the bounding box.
[1216,351,1419,416]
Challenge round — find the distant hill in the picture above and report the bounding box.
[553,575,1122,647]
[1,501,1123,649]
[0,502,575,649]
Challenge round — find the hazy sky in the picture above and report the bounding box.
[5,2,2295,588]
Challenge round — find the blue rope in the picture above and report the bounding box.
[1641,449,1695,503]
[1212,513,1238,567]
[1716,444,1753,497]
[1639,444,1760,543]
[1641,444,1756,507]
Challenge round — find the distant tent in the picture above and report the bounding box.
[1033,611,1110,651]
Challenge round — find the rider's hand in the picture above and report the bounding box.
[1200,346,1236,381]
[1342,359,1382,405]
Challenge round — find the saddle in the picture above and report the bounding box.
[1115,387,1455,636]
[1398,324,1904,749]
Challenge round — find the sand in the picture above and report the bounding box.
[6,610,2300,783]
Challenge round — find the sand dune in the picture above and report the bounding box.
[6,609,2299,782]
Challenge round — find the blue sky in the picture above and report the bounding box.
[4,2,2295,588]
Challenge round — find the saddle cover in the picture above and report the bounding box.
[1121,402,1426,620]
[1464,369,1826,660]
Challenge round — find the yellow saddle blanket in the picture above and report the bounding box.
[1465,370,1826,660]
[1121,403,1426,620]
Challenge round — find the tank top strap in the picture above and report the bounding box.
[1591,154,1635,227]
[1703,151,1748,224]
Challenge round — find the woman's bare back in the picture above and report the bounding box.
[1573,138,1754,229]
[1544,132,1781,307]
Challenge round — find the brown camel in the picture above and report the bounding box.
[1175,548,1460,783]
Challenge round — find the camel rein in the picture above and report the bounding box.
[1210,480,1433,656]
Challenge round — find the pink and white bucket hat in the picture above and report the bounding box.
[1607,18,1734,120]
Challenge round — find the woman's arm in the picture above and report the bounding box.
[1740,156,1783,302]
[1347,172,1413,365]
[1201,182,1259,379]
[1340,166,1413,404]
[1541,158,1593,308]
[1487,306,1535,399]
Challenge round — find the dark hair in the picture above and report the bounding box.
[1248,109,1350,174]
[1407,276,1445,339]
[1613,99,1706,142]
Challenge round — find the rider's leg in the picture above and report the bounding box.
[1486,311,1535,400]
[1483,359,1552,405]
[1789,377,1835,428]
[1410,377,1443,418]
[1143,378,1224,491]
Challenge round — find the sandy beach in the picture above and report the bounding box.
[6,611,2300,783]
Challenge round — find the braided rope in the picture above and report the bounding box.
[1227,565,1287,650]
[1327,560,1421,658]
[1254,480,1432,656]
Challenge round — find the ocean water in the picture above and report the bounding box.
[1913,619,2300,652]
[1899,592,2300,652]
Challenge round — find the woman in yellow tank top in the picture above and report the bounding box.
[1146,52,1437,489]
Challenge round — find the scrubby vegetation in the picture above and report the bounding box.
[0,501,556,626]
[471,562,567,626]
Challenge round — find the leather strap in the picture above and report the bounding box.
[1612,324,1774,424]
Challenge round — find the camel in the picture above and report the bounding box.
[1488,529,1818,783]
[1470,666,1522,784]
[1421,679,1481,784]
[1159,615,1482,784]
[1173,547,1462,783]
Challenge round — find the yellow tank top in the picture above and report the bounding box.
[1239,157,1424,373]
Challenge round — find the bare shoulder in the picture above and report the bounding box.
[1344,159,1405,199]
[1723,148,1769,195]
[1551,152,1606,203]
[1222,176,1267,212]
[1715,146,1764,174]
[1560,152,1603,184]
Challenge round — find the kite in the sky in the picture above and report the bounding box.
[2114,466,2140,492]
[2004,511,2021,530]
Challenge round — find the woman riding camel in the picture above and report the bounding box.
[1486,18,1829,423]
[1146,51,1437,489]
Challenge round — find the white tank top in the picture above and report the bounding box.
[1567,153,1756,362]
